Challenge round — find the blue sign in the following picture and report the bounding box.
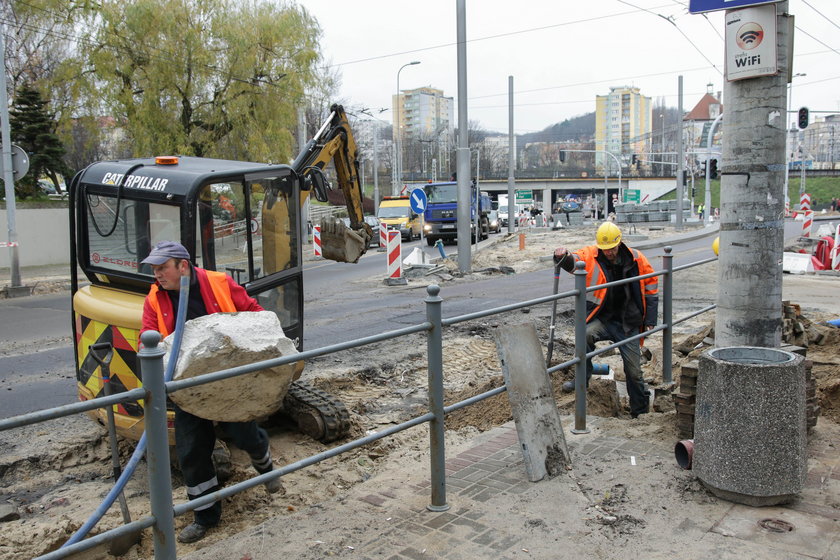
[689,0,779,13]
[409,188,428,214]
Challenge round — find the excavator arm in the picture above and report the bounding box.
[292,104,372,263]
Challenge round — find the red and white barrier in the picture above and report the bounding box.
[0,241,19,248]
[800,193,811,213]
[387,231,401,278]
[313,225,322,257]
[380,222,388,248]
[801,211,813,238]
[832,223,840,271]
[784,200,790,217]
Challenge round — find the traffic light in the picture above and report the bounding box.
[709,158,718,179]
[681,170,687,186]
[631,154,638,165]
[559,150,566,163]
[798,107,809,129]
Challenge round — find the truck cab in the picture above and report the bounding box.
[422,181,492,245]
[376,196,422,241]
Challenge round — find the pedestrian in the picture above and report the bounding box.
[140,241,282,544]
[552,223,659,418]
[697,204,705,220]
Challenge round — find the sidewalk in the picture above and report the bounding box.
[183,416,840,560]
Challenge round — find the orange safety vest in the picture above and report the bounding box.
[573,245,658,324]
[146,269,237,337]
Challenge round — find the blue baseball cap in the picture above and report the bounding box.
[141,241,191,265]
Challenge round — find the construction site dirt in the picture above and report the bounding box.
[1,224,839,559]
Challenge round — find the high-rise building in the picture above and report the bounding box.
[595,86,651,172]
[393,87,454,142]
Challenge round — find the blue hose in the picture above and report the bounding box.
[63,275,190,547]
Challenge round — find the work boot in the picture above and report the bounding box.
[264,475,284,495]
[178,522,210,543]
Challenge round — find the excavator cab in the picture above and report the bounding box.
[70,157,308,440]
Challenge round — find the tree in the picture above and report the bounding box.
[9,84,72,197]
[80,0,323,163]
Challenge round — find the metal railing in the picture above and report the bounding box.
[0,246,718,560]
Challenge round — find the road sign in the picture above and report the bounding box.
[409,188,427,214]
[0,144,30,179]
[624,189,641,203]
[515,189,533,204]
[689,0,779,14]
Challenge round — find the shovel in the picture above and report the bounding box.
[89,342,142,554]
[545,263,562,368]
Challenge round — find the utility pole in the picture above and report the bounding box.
[716,1,790,348]
[676,76,685,230]
[507,76,515,235]
[455,0,471,273]
[1,26,22,288]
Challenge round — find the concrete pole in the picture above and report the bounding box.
[455,0,471,273]
[1,27,21,288]
[676,75,685,230]
[373,122,380,215]
[507,76,515,235]
[715,2,790,348]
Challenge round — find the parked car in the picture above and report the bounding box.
[343,215,381,247]
[487,210,502,233]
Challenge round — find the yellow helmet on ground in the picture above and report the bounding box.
[712,236,720,256]
[596,222,622,250]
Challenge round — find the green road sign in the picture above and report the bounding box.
[623,189,640,203]
[515,189,533,204]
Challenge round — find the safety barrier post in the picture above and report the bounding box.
[387,231,402,279]
[800,192,811,213]
[801,211,813,238]
[313,225,322,258]
[571,261,590,434]
[425,285,449,512]
[662,247,674,385]
[138,331,176,559]
[833,224,840,271]
[379,222,388,249]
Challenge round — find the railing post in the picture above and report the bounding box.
[138,331,177,559]
[571,261,590,434]
[425,284,450,512]
[662,246,674,385]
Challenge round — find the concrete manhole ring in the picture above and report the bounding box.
[758,518,795,533]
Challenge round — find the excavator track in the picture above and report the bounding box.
[281,381,351,443]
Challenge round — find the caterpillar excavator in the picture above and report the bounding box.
[69,104,371,444]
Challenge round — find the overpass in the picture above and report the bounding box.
[407,177,678,212]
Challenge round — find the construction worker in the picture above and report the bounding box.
[553,223,659,418]
[140,241,282,544]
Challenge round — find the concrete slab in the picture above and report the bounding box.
[712,504,840,559]
[494,322,570,481]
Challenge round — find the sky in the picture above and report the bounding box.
[298,0,840,135]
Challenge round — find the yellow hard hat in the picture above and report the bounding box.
[596,222,622,250]
[712,236,720,256]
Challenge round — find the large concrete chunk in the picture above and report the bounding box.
[166,311,299,422]
[693,346,806,506]
[495,323,571,482]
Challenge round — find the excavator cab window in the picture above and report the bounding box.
[193,169,303,349]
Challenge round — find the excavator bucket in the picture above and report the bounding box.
[320,217,370,263]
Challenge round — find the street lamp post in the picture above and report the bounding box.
[660,113,665,177]
[396,61,421,193]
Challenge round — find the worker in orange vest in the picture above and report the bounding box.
[553,223,658,418]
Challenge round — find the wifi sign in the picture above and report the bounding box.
[735,23,764,50]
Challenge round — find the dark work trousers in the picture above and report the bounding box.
[174,405,272,527]
[585,317,650,417]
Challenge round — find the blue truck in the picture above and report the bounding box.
[422,181,493,246]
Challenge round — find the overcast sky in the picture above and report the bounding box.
[299,0,840,134]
